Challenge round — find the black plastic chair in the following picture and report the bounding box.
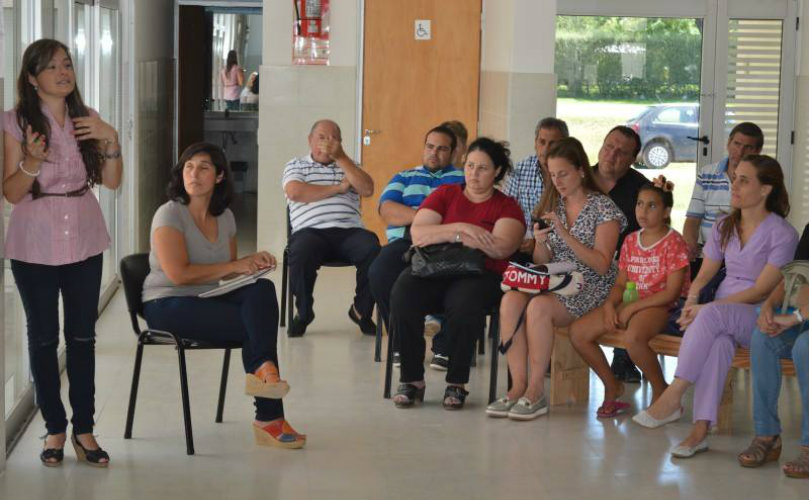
[120,253,241,455]
[279,210,381,339]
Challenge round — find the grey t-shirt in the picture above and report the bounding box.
[142,200,237,302]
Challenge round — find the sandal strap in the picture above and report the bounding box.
[786,446,809,468]
[741,436,780,462]
[254,362,281,383]
[395,383,423,403]
[40,448,64,461]
[84,447,110,464]
[443,385,469,403]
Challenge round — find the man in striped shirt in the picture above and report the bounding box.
[683,122,763,277]
[503,117,569,260]
[283,119,380,337]
[369,124,465,367]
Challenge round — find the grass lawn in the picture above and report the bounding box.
[557,97,697,232]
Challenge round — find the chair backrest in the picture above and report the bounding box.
[781,260,809,312]
[120,253,151,332]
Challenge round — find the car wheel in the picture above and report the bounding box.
[642,141,673,169]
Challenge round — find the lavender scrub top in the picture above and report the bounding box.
[703,212,798,300]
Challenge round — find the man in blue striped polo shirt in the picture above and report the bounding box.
[683,122,763,277]
[369,124,465,365]
[283,119,381,337]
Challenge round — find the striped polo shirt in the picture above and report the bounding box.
[686,157,731,248]
[378,164,465,241]
[282,154,362,233]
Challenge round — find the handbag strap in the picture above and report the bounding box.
[498,294,542,354]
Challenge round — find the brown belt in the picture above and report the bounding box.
[32,185,90,200]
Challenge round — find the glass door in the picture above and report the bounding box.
[72,0,121,300]
[96,0,120,297]
[554,15,706,231]
[556,0,796,231]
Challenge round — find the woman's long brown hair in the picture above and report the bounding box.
[16,39,103,195]
[718,154,790,250]
[533,137,603,219]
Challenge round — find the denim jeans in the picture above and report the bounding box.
[143,280,284,421]
[11,254,103,435]
[751,325,809,445]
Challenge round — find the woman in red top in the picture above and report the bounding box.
[390,137,524,410]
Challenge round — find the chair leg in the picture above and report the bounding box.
[215,349,232,423]
[177,345,195,455]
[489,313,500,404]
[374,307,383,362]
[384,326,394,399]
[280,251,288,327]
[124,342,145,439]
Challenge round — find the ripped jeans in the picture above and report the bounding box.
[12,254,103,435]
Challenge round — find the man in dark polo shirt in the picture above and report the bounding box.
[592,125,650,383]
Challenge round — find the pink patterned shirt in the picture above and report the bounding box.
[618,228,691,305]
[3,106,110,265]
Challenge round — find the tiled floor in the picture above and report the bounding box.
[1,266,807,499]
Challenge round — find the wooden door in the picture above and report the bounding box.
[361,0,481,241]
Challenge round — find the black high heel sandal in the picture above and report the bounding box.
[71,432,110,468]
[393,383,425,408]
[40,435,65,467]
[443,385,469,410]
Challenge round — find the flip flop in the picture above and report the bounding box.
[597,400,631,418]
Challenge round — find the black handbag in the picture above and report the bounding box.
[404,242,487,278]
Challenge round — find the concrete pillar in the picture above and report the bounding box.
[479,0,557,160]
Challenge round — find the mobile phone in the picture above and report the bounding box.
[532,217,549,230]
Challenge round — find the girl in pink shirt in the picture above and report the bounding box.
[220,50,244,110]
[570,179,690,417]
[2,39,122,467]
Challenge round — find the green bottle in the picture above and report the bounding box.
[623,281,639,304]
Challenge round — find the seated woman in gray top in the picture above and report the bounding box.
[142,142,304,449]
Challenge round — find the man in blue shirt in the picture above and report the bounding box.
[683,122,763,277]
[369,124,465,367]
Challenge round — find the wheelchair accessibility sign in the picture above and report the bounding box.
[415,20,431,40]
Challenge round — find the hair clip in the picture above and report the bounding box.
[652,175,675,192]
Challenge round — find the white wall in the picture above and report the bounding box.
[243,14,262,75]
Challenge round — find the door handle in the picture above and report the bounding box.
[364,129,381,136]
[687,135,710,145]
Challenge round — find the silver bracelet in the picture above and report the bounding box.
[104,149,121,159]
[18,160,40,177]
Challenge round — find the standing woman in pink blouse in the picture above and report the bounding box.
[2,39,122,467]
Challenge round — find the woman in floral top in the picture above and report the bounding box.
[487,137,626,421]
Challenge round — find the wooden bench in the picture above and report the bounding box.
[549,327,796,433]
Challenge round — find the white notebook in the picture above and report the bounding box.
[198,268,273,298]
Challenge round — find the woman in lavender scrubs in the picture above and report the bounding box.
[2,39,122,467]
[632,155,798,459]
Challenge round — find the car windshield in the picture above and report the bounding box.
[628,106,654,122]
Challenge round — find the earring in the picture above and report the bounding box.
[33,84,39,91]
